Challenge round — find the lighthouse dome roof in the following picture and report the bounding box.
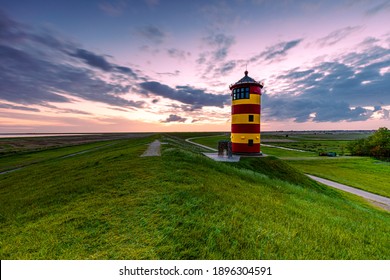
[230,71,262,89]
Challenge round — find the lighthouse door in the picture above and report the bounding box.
[248,139,253,146]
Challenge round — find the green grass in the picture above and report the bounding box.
[0,141,119,173]
[287,158,390,198]
[189,135,316,157]
[0,134,389,259]
[191,133,389,198]
[264,140,351,155]
[262,146,316,157]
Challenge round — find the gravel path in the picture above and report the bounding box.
[307,174,390,211]
[141,140,161,157]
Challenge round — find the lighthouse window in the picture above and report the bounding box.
[249,115,254,122]
[232,87,250,100]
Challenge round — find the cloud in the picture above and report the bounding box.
[316,26,361,47]
[156,70,180,77]
[68,48,137,78]
[44,104,92,115]
[217,61,236,75]
[204,33,235,61]
[263,44,390,123]
[0,103,40,112]
[167,48,190,60]
[161,114,187,123]
[0,10,142,109]
[137,25,166,44]
[99,1,127,17]
[250,39,303,63]
[138,81,229,108]
[70,48,113,71]
[366,0,390,15]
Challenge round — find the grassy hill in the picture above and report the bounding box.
[0,134,389,259]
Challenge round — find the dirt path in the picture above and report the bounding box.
[307,174,390,211]
[141,140,161,157]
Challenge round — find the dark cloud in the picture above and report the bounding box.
[250,39,303,63]
[156,70,180,77]
[138,81,228,108]
[316,26,361,47]
[0,103,40,112]
[0,10,142,109]
[264,44,390,123]
[167,48,190,60]
[204,33,235,61]
[70,48,113,71]
[218,61,236,75]
[366,0,390,15]
[44,104,92,115]
[69,49,137,78]
[137,25,166,44]
[161,114,187,123]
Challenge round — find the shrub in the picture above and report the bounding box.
[347,127,390,159]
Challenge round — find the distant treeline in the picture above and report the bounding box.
[347,127,390,159]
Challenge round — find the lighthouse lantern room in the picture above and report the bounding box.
[230,71,263,155]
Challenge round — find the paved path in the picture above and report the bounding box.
[141,140,161,157]
[185,137,218,151]
[262,144,310,153]
[307,174,390,211]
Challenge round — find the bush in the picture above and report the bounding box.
[347,127,390,159]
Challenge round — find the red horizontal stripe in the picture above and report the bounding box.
[231,124,260,133]
[232,104,261,114]
[250,86,261,94]
[232,143,261,153]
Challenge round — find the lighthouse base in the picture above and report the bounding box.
[232,152,263,157]
[231,143,261,154]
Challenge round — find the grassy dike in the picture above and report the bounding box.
[191,135,390,198]
[0,135,389,259]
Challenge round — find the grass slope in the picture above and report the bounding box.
[288,158,390,198]
[0,135,389,259]
[192,134,390,198]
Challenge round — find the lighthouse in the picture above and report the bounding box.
[230,71,263,155]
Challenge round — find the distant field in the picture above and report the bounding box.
[1,133,389,259]
[0,133,153,173]
[0,133,152,155]
[190,133,389,198]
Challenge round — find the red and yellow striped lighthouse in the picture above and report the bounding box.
[230,70,263,154]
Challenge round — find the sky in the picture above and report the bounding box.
[0,0,390,133]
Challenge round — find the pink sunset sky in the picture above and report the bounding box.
[0,0,389,133]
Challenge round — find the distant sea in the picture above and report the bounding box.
[0,133,95,138]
